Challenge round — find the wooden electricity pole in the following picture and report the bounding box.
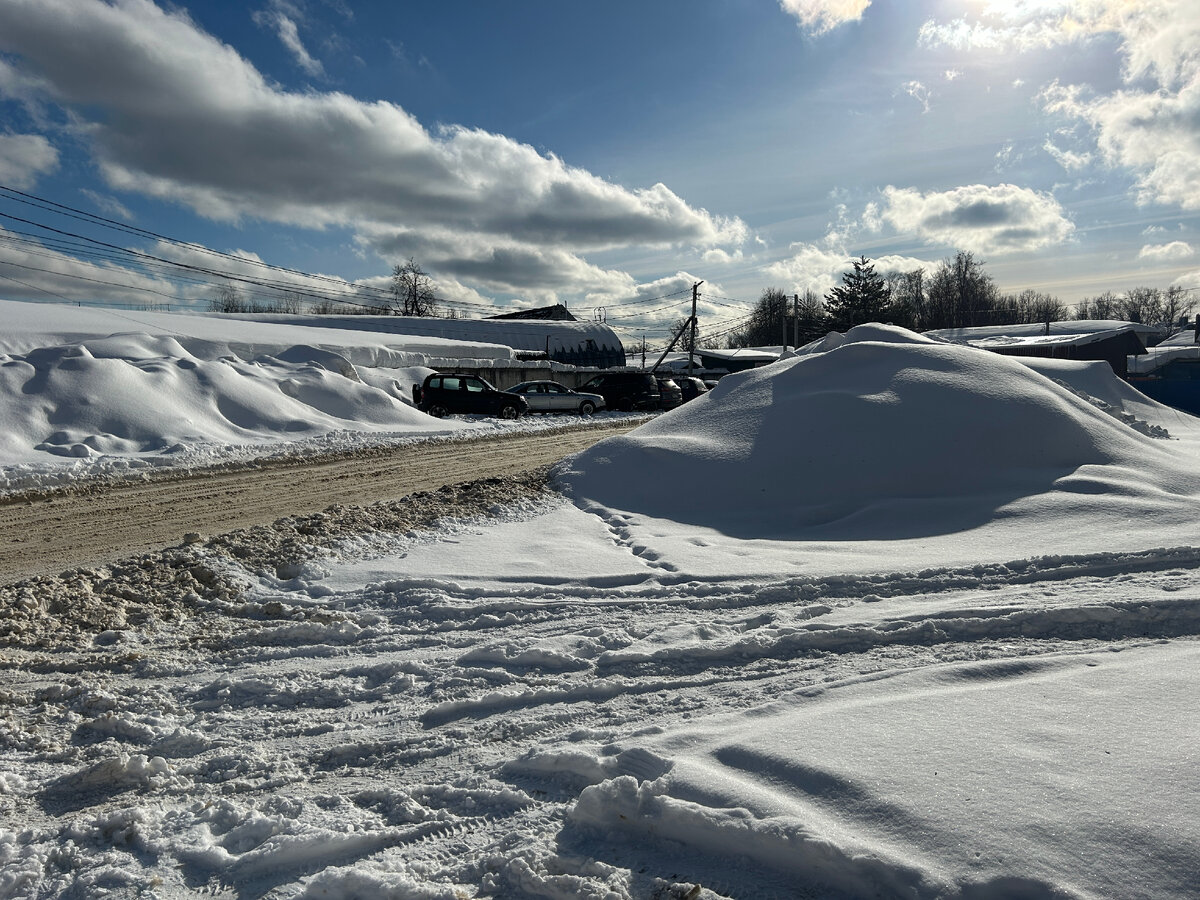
[688,281,702,376]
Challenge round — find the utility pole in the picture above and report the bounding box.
[793,294,800,348]
[688,281,702,376]
[641,335,647,368]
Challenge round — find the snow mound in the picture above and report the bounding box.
[557,325,1197,539]
[0,332,454,463]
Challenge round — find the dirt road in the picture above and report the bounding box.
[0,421,638,582]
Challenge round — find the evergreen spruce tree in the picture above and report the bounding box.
[824,256,890,331]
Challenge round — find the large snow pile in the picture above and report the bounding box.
[559,324,1200,554]
[0,299,608,493]
[0,333,445,461]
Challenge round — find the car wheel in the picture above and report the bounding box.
[428,404,449,418]
[499,404,520,420]
[579,401,596,415]
[618,397,634,412]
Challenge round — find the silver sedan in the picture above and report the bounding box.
[508,380,606,414]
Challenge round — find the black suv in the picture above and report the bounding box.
[674,376,709,403]
[414,373,529,419]
[578,372,661,412]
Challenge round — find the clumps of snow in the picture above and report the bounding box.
[0,468,554,650]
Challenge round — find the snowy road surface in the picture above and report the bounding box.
[0,421,640,581]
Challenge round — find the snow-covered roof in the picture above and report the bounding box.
[227,313,625,359]
[695,347,781,363]
[1158,328,1199,347]
[926,320,1159,347]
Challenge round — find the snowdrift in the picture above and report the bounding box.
[0,333,451,462]
[558,324,1198,539]
[564,641,1200,899]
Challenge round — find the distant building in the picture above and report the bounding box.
[694,347,782,374]
[926,321,1151,378]
[231,312,626,369]
[1126,327,1200,415]
[487,303,576,322]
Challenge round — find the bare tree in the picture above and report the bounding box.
[1162,285,1195,335]
[391,258,438,317]
[924,251,999,329]
[1010,289,1068,324]
[729,287,791,347]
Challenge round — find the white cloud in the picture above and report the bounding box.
[766,244,855,296]
[901,80,931,113]
[0,227,179,304]
[922,2,1200,214]
[253,2,325,78]
[0,0,746,302]
[945,69,962,81]
[1043,139,1093,172]
[1139,241,1194,261]
[80,188,133,221]
[779,0,871,34]
[354,225,638,301]
[0,133,58,189]
[881,183,1074,254]
[766,243,931,297]
[1043,73,1200,211]
[702,248,745,265]
[1171,269,1200,292]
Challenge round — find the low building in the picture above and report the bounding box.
[926,321,1152,378]
[694,347,782,374]
[225,312,626,369]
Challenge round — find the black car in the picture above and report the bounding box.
[578,372,661,412]
[414,373,529,419]
[656,376,683,410]
[674,376,709,403]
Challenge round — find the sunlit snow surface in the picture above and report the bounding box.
[0,298,595,493]
[3,313,1200,898]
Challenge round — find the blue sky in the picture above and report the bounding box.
[1,0,1199,344]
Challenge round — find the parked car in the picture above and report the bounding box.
[508,380,606,414]
[414,373,529,419]
[674,376,709,403]
[656,376,683,410]
[578,372,661,412]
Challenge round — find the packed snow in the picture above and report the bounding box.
[1,311,1199,899]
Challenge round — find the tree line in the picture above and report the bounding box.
[729,251,1195,348]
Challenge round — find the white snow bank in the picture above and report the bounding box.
[0,331,457,465]
[568,641,1200,898]
[0,299,633,494]
[558,324,1200,544]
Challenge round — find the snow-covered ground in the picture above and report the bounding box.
[1,310,1199,898]
[0,299,616,495]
